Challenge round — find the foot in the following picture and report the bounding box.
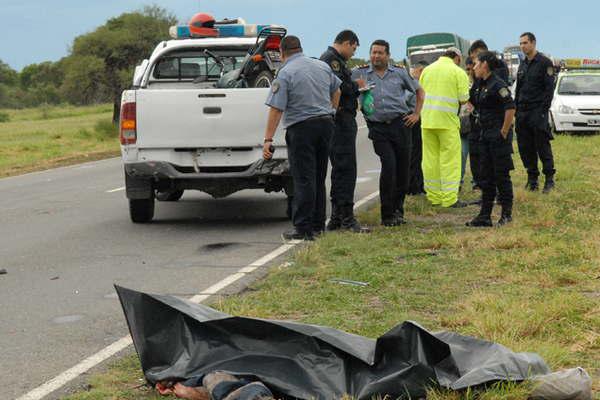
[382,210,406,227]
[525,180,539,191]
[340,217,371,233]
[497,215,512,226]
[466,215,493,227]
[449,200,468,208]
[282,229,314,241]
[542,178,555,194]
[326,214,341,231]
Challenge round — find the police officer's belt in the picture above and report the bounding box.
[517,102,544,112]
[366,114,407,125]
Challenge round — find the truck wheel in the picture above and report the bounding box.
[249,70,274,88]
[129,198,155,223]
[156,189,184,202]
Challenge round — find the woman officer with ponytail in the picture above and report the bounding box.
[466,51,516,227]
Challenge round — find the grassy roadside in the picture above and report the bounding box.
[0,104,119,177]
[64,134,599,400]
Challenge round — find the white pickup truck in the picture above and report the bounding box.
[119,32,289,223]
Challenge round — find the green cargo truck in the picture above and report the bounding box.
[406,32,471,67]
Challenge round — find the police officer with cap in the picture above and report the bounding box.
[263,35,342,241]
[467,51,516,227]
[515,32,556,193]
[320,30,369,233]
[353,40,424,226]
[407,61,428,195]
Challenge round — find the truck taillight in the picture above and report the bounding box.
[120,102,137,145]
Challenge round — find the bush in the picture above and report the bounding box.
[94,119,117,138]
[0,111,9,122]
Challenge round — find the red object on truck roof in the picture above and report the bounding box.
[189,13,218,38]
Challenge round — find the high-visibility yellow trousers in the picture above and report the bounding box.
[421,128,462,207]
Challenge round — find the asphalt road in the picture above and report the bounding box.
[0,124,382,400]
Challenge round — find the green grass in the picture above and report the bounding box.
[0,104,119,177]
[63,134,599,399]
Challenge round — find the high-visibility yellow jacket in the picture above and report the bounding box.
[419,56,470,130]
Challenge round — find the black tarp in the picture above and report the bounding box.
[116,286,550,399]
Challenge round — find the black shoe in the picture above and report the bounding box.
[340,216,371,233]
[282,229,314,241]
[449,200,468,208]
[542,177,555,194]
[466,215,493,227]
[382,210,406,227]
[497,215,512,226]
[525,179,539,191]
[326,206,342,231]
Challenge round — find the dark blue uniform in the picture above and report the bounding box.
[469,59,510,189]
[515,52,556,189]
[469,73,515,225]
[320,47,360,229]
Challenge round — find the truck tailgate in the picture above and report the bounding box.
[136,88,284,148]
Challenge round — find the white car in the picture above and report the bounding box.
[550,70,600,134]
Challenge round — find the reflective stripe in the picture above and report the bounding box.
[426,94,459,104]
[423,104,458,113]
[424,186,459,192]
[441,180,462,186]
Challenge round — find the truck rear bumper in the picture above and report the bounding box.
[124,159,291,198]
[125,158,289,179]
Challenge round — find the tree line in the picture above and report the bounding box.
[0,5,176,122]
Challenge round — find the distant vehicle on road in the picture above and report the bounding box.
[406,32,471,68]
[550,59,600,135]
[120,17,292,223]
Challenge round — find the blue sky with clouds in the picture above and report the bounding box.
[1,0,597,70]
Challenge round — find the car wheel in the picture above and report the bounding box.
[249,70,274,88]
[129,198,155,223]
[156,189,184,202]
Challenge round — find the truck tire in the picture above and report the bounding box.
[156,189,184,202]
[248,70,273,88]
[129,198,155,223]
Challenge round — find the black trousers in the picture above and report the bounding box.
[480,129,514,213]
[286,116,334,234]
[367,117,412,221]
[408,120,424,194]
[330,111,358,207]
[468,129,483,186]
[515,109,555,179]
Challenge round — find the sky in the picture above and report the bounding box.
[1,0,598,71]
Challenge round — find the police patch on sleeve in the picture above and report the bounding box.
[271,81,280,93]
[499,87,510,98]
[331,60,341,72]
[547,66,555,76]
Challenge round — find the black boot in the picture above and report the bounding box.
[542,175,555,194]
[326,204,342,231]
[497,204,512,226]
[340,205,371,233]
[525,176,539,191]
[466,201,493,227]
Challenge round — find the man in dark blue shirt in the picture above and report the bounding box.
[320,30,369,233]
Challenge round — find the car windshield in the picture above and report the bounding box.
[558,75,600,95]
[152,48,249,81]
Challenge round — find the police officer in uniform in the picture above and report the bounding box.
[320,30,368,232]
[263,36,342,240]
[515,32,556,193]
[353,40,424,226]
[467,40,510,191]
[407,61,427,195]
[466,51,516,227]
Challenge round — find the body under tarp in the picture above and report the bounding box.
[116,285,550,399]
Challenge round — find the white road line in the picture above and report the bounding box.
[17,190,380,400]
[106,187,125,193]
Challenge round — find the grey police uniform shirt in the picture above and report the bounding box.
[352,65,418,122]
[265,53,342,128]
